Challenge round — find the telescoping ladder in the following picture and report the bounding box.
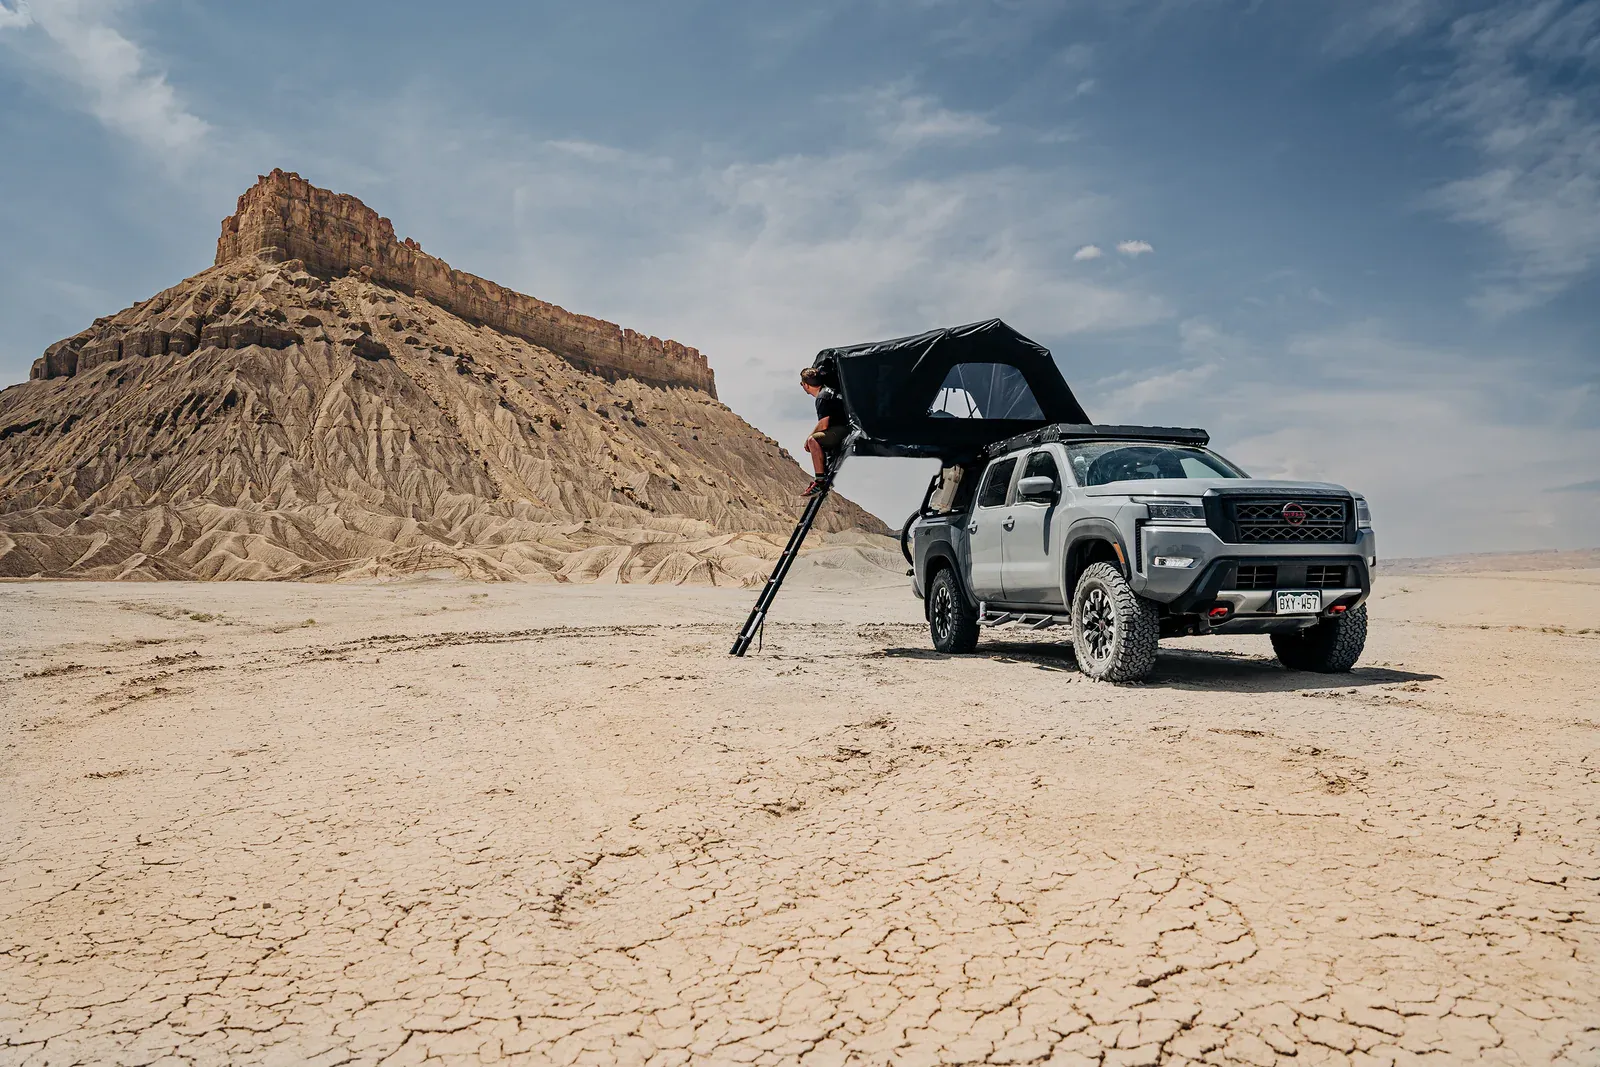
[730,442,854,657]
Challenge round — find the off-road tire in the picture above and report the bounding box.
[928,567,979,654]
[1071,562,1160,682]
[1271,604,1368,673]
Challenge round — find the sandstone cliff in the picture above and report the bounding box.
[35,170,716,397]
[0,175,891,582]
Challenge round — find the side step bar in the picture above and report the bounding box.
[978,602,1069,631]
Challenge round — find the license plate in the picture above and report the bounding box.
[1276,590,1322,615]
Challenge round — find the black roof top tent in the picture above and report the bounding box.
[812,318,1090,461]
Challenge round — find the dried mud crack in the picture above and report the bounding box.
[1,573,1596,1065]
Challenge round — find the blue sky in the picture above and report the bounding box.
[1,0,1595,556]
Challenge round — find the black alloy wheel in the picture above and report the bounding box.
[927,568,978,654]
[1080,586,1116,663]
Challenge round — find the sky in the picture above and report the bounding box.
[0,0,1596,558]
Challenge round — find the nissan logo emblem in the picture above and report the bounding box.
[1282,502,1307,526]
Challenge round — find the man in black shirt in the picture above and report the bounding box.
[800,367,848,496]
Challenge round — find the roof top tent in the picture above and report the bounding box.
[732,318,1104,656]
[812,318,1090,462]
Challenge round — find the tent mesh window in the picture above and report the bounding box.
[927,363,1045,421]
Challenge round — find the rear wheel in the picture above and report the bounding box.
[928,568,978,654]
[1272,604,1368,672]
[1071,562,1160,682]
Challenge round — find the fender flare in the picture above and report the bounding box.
[1060,518,1133,601]
[921,546,977,612]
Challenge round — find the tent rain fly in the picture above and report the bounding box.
[812,319,1088,461]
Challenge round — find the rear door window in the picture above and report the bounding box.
[977,458,1017,508]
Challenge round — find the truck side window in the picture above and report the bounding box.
[1022,450,1059,487]
[977,458,1017,508]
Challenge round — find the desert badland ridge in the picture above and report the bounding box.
[35,169,718,397]
[0,171,890,582]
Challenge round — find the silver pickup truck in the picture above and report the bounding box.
[906,424,1378,681]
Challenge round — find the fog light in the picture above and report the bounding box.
[1154,556,1196,569]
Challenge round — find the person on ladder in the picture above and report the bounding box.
[800,366,848,496]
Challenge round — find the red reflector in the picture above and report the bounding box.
[1208,606,1230,619]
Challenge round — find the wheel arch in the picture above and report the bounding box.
[1061,520,1131,604]
[921,547,974,617]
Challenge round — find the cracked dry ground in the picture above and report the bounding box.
[1,571,1597,1066]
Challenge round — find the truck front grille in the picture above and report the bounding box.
[1230,499,1348,543]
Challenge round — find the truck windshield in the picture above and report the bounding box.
[1064,442,1247,486]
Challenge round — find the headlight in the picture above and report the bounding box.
[1356,498,1372,529]
[1136,498,1206,524]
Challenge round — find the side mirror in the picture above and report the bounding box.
[1016,476,1057,501]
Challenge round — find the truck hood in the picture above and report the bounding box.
[1081,478,1351,498]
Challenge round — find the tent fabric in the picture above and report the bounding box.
[812,319,1089,460]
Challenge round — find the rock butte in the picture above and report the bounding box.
[36,169,717,397]
[0,172,891,582]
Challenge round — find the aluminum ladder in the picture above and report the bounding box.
[730,440,854,657]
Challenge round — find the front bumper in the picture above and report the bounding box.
[1137,525,1376,621]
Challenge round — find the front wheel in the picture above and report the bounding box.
[1271,604,1368,672]
[927,568,979,654]
[1071,562,1160,682]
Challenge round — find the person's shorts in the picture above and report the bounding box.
[810,425,849,452]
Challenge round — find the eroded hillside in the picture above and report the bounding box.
[0,174,890,582]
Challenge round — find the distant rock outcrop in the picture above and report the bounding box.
[36,169,717,397]
[0,173,890,582]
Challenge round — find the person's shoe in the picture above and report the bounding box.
[804,477,829,496]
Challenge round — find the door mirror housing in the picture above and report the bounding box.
[1016,476,1057,501]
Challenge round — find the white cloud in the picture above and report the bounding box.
[1325,0,1446,55]
[859,82,998,147]
[1073,244,1103,260]
[0,0,208,160]
[1099,361,1218,415]
[1116,239,1154,256]
[542,140,656,167]
[1413,1,1600,316]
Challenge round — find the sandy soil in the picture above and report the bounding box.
[1,566,1596,1066]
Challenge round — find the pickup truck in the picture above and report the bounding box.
[905,424,1377,681]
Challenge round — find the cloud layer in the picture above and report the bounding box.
[1415,1,1600,315]
[0,0,207,160]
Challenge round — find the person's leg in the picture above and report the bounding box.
[805,434,826,475]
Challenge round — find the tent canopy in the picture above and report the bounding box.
[812,319,1089,460]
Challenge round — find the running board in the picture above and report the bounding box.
[978,602,1068,630]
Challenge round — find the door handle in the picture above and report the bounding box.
[1002,516,1015,530]
[967,522,978,533]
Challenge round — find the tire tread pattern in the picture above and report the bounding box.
[1271,603,1368,672]
[1072,562,1160,682]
